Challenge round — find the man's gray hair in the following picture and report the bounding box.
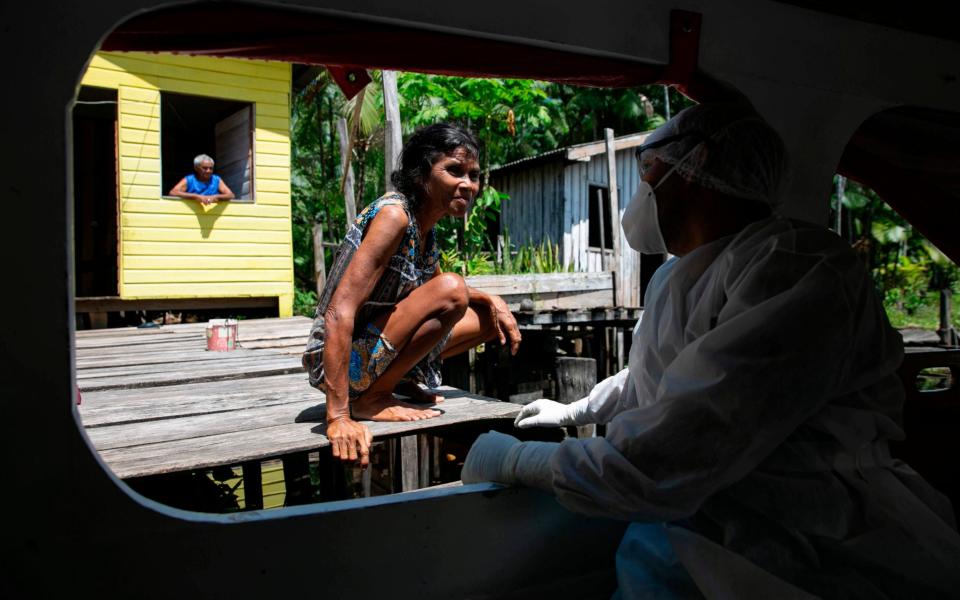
[194,154,215,168]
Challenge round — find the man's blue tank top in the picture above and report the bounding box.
[185,174,221,196]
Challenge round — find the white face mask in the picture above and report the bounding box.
[621,141,703,255]
[621,180,666,254]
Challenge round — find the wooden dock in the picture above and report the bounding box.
[76,317,520,503]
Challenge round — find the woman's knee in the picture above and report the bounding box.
[430,272,469,316]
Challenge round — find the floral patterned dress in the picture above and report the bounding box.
[302,193,447,398]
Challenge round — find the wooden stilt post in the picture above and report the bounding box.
[604,128,623,307]
[556,356,597,439]
[241,461,262,510]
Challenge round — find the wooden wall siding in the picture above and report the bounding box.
[498,145,645,307]
[80,52,294,316]
[496,161,564,252]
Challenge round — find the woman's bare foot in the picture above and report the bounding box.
[351,390,442,422]
[395,381,443,405]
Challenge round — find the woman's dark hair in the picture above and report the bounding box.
[391,123,480,208]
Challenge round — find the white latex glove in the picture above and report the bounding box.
[462,431,559,491]
[514,398,590,429]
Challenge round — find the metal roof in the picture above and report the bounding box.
[490,130,654,173]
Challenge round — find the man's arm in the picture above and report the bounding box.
[168,177,202,201]
[211,178,235,202]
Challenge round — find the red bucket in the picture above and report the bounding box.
[206,319,238,351]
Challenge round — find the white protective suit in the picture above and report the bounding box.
[468,215,960,599]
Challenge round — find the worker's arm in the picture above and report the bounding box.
[549,239,892,522]
[322,205,408,466]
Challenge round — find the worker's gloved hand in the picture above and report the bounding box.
[461,431,520,485]
[462,431,559,491]
[514,398,590,428]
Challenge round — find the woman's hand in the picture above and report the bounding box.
[489,294,521,355]
[326,415,374,468]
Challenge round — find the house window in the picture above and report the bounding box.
[161,92,254,201]
[588,184,614,249]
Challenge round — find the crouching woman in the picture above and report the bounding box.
[303,123,521,466]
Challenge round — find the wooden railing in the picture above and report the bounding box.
[465,271,615,311]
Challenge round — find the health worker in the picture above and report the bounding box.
[462,101,960,599]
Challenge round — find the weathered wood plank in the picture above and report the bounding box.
[77,353,299,380]
[93,388,519,479]
[79,373,315,426]
[565,131,652,161]
[514,307,642,326]
[77,356,304,391]
[75,347,288,370]
[466,272,612,294]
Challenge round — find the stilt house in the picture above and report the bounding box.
[490,131,665,308]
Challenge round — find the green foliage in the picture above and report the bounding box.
[398,74,568,170]
[832,175,960,329]
[293,288,318,318]
[290,73,687,299]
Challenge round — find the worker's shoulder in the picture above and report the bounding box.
[737,215,854,257]
[727,216,868,288]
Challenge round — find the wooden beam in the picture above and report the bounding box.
[75,296,278,313]
[565,131,652,162]
[604,129,623,307]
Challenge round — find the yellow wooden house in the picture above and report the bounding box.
[73,51,294,319]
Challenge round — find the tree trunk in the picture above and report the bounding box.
[382,70,402,192]
[336,117,356,226]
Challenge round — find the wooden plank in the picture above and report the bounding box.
[123,241,290,256]
[514,307,642,326]
[95,53,291,88]
[122,226,292,244]
[120,213,291,231]
[93,388,519,479]
[122,255,291,270]
[123,268,292,284]
[78,373,315,426]
[84,400,319,449]
[604,129,623,307]
[565,131,652,161]
[77,353,296,381]
[121,282,292,298]
[77,356,304,391]
[465,272,612,294]
[75,346,286,370]
[400,435,419,492]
